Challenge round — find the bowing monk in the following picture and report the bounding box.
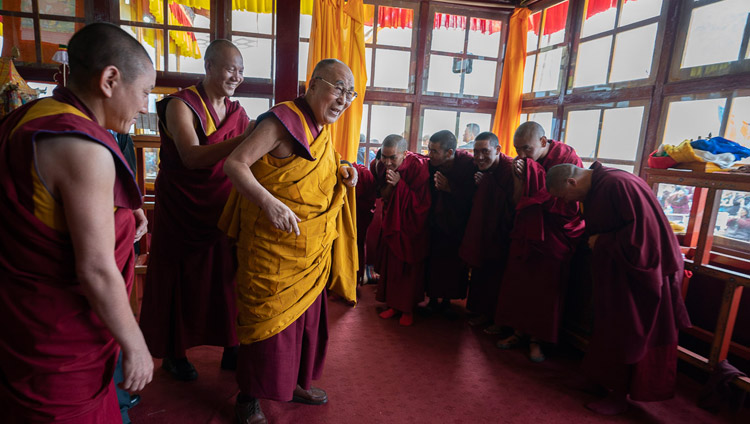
[375,135,431,326]
[0,23,154,422]
[546,163,691,415]
[353,161,377,285]
[425,130,477,313]
[220,59,358,424]
[139,40,251,380]
[495,121,585,362]
[459,132,515,331]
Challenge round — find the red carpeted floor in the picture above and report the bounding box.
[130,285,746,424]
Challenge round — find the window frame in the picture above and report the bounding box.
[523,1,572,99]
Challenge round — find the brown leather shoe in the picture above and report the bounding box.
[291,384,328,405]
[235,398,267,424]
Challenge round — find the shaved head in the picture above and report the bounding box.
[475,131,499,148]
[514,121,545,143]
[383,134,408,152]
[68,22,152,88]
[204,39,241,68]
[311,58,348,80]
[546,164,581,194]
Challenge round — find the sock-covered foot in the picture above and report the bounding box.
[399,312,413,326]
[585,391,628,415]
[529,341,546,363]
[379,308,397,319]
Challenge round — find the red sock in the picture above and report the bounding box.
[379,308,397,319]
[399,313,413,326]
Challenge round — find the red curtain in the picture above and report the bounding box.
[433,13,502,35]
[378,6,413,29]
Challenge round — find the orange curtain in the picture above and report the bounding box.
[492,7,531,157]
[306,0,367,163]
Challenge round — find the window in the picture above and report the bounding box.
[419,107,491,153]
[425,8,505,98]
[563,103,647,173]
[672,0,750,80]
[361,3,417,92]
[119,0,211,73]
[523,1,569,96]
[655,183,696,230]
[358,102,410,165]
[716,190,750,246]
[0,0,85,65]
[232,1,275,80]
[233,97,272,120]
[571,0,663,90]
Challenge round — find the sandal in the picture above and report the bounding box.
[496,332,522,349]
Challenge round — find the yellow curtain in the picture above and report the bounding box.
[232,0,313,14]
[145,0,202,59]
[175,0,210,8]
[306,0,367,163]
[491,8,530,158]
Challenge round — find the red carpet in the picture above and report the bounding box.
[130,285,745,423]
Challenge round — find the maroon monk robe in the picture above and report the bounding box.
[459,155,515,317]
[581,162,691,401]
[0,87,142,423]
[495,140,585,343]
[237,96,329,401]
[365,158,387,273]
[375,152,432,313]
[426,150,477,300]
[140,83,249,357]
[354,162,377,281]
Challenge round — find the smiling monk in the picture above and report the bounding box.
[139,40,252,381]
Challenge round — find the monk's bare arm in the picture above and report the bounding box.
[35,136,153,392]
[223,116,301,235]
[166,99,252,170]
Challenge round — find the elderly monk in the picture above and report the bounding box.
[459,132,515,331]
[220,58,358,424]
[139,40,251,381]
[546,163,691,415]
[425,130,477,314]
[375,135,431,326]
[0,23,155,423]
[495,121,585,362]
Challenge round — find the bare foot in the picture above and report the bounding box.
[585,391,628,415]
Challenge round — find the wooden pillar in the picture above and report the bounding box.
[274,0,301,103]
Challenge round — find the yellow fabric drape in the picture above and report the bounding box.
[174,0,210,8]
[232,0,313,14]
[145,0,202,59]
[492,8,531,158]
[218,101,357,343]
[306,0,367,163]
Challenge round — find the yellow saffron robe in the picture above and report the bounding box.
[219,100,357,344]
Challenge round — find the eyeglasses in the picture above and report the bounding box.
[315,77,358,101]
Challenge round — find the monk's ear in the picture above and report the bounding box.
[540,136,548,147]
[98,65,120,99]
[495,145,502,154]
[566,177,577,188]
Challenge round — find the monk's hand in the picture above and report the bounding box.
[588,234,599,250]
[120,343,153,393]
[434,171,451,192]
[474,171,485,186]
[513,158,525,178]
[264,198,301,236]
[386,169,401,186]
[340,164,358,188]
[133,208,148,243]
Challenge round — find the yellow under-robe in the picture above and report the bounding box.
[219,101,357,344]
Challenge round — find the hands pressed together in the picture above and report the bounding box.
[434,171,450,192]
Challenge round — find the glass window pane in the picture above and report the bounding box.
[725,96,750,148]
[467,20,501,57]
[431,13,465,54]
[539,1,568,49]
[565,109,601,158]
[40,0,82,16]
[371,105,408,146]
[619,0,663,27]
[39,20,81,63]
[598,106,645,161]
[602,163,635,173]
[654,183,691,231]
[360,104,370,139]
[527,12,541,52]
[426,54,461,94]
[422,109,458,152]
[533,47,563,92]
[169,3,210,29]
[144,148,159,183]
[1,0,32,12]
[523,54,536,93]
[373,49,410,89]
[376,7,413,48]
[233,97,271,120]
[167,30,209,73]
[581,1,616,38]
[574,36,612,87]
[122,26,165,71]
[232,36,273,79]
[610,23,657,83]
[300,12,312,39]
[299,41,309,82]
[463,59,496,97]
[681,0,750,68]
[120,0,153,22]
[458,112,492,146]
[364,4,375,43]
[527,112,554,137]
[365,47,373,86]
[232,8,274,34]
[663,98,726,145]
[717,190,750,242]
[27,82,56,98]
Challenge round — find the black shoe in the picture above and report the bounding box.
[129,394,141,408]
[235,397,267,424]
[161,357,198,381]
[221,346,239,370]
